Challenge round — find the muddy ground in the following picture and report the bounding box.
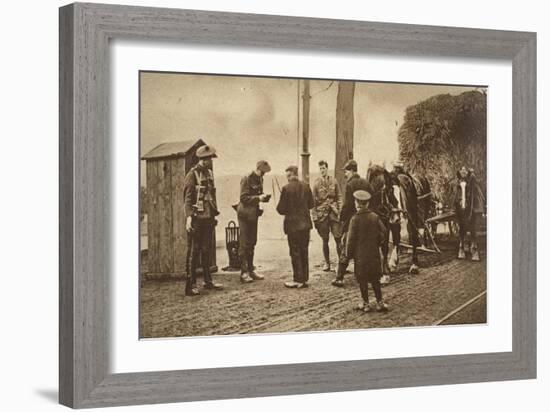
[140,235,486,338]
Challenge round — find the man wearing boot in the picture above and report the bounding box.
[453,166,485,262]
[237,160,272,283]
[276,165,314,289]
[183,144,224,296]
[311,160,342,272]
[346,190,389,313]
[331,160,373,287]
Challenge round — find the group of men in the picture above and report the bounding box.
[181,143,484,313]
[182,144,389,311]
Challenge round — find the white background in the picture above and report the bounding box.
[112,43,512,373]
[0,0,546,411]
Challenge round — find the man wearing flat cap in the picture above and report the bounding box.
[346,190,389,312]
[183,144,223,296]
[276,165,314,289]
[332,159,374,287]
[237,160,272,283]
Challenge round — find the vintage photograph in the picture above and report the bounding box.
[139,71,487,338]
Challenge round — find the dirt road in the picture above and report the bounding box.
[140,236,486,338]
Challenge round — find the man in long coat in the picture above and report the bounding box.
[345,190,389,312]
[276,165,314,288]
[332,159,374,287]
[237,160,272,283]
[182,144,223,296]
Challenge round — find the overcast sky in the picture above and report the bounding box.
[140,72,479,181]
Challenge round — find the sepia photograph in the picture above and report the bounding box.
[139,71,487,339]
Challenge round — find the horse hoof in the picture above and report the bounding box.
[458,249,466,260]
[409,264,419,274]
[471,252,480,262]
[380,275,391,285]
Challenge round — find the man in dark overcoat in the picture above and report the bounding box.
[183,144,223,296]
[237,160,272,283]
[276,165,314,288]
[332,159,374,287]
[345,190,389,312]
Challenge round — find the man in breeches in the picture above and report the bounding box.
[183,144,224,296]
[453,166,485,262]
[237,160,272,283]
[311,160,342,272]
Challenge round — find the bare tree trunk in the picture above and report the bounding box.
[334,81,355,190]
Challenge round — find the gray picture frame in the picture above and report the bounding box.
[59,2,536,408]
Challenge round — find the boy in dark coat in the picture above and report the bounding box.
[345,190,389,312]
[331,159,374,287]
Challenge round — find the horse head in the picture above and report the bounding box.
[367,165,400,224]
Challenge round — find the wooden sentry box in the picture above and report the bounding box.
[141,139,217,278]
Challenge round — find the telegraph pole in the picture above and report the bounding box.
[301,80,311,183]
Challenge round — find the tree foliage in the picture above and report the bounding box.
[398,90,487,207]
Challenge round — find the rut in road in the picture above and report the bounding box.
[140,240,486,338]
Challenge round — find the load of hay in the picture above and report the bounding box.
[398,90,487,208]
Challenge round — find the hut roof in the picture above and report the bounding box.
[141,139,206,160]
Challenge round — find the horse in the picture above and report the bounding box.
[452,168,485,261]
[390,170,423,274]
[366,165,422,281]
[410,174,435,247]
[366,165,398,282]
